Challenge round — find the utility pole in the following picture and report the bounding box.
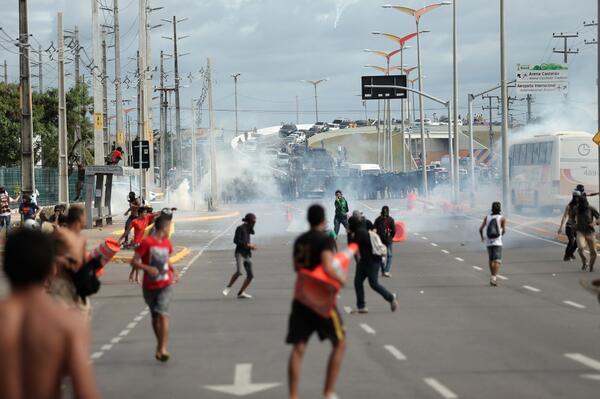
[452,0,459,201]
[207,58,218,210]
[3,60,7,84]
[114,0,125,150]
[57,12,69,204]
[102,29,109,155]
[172,16,182,168]
[482,95,499,153]
[37,46,43,92]
[19,0,35,195]
[138,0,148,199]
[552,32,579,63]
[159,51,166,190]
[92,0,104,164]
[231,73,240,140]
[74,26,80,85]
[296,95,299,124]
[526,94,533,124]
[583,16,599,208]
[500,0,510,212]
[190,98,197,195]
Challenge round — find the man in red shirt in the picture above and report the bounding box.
[131,214,179,362]
[119,206,156,248]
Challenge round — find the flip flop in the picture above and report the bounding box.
[157,352,171,362]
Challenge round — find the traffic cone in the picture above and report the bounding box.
[393,221,406,242]
[86,238,121,277]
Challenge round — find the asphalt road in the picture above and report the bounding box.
[4,199,600,398]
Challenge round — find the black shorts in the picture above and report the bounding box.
[487,245,502,263]
[286,300,345,345]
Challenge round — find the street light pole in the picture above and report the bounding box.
[302,79,327,124]
[500,0,510,212]
[415,21,428,194]
[452,0,459,202]
[231,73,240,139]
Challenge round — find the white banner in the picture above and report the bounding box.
[516,63,568,94]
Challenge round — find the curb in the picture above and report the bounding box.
[111,246,191,264]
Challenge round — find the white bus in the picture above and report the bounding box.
[510,131,598,211]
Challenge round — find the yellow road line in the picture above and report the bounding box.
[111,211,241,235]
[111,246,191,264]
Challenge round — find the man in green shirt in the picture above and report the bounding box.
[333,190,349,237]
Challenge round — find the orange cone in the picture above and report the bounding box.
[86,238,121,277]
[393,221,406,242]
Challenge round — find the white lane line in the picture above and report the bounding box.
[384,345,407,360]
[360,323,376,335]
[565,353,600,371]
[497,274,508,280]
[421,236,428,240]
[90,352,104,360]
[414,232,420,236]
[140,309,149,316]
[343,306,352,314]
[441,250,449,254]
[464,215,563,247]
[133,315,143,322]
[431,243,438,247]
[472,266,483,271]
[127,322,137,329]
[423,378,458,399]
[455,257,464,262]
[563,300,586,309]
[118,329,130,337]
[101,344,113,351]
[110,337,122,344]
[522,285,541,293]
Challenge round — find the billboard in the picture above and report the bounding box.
[361,75,407,100]
[516,63,568,94]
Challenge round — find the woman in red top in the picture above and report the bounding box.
[130,214,179,362]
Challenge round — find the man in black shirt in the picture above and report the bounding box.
[374,206,396,277]
[350,217,398,313]
[287,204,346,399]
[223,213,257,298]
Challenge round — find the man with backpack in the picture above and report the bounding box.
[573,195,600,272]
[374,206,396,277]
[479,202,507,286]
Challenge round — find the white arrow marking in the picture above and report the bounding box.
[205,363,281,396]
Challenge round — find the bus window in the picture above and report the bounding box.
[526,143,534,164]
[520,144,527,165]
[512,144,520,165]
[539,142,547,164]
[545,142,554,163]
[532,143,540,164]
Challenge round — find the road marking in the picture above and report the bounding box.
[497,274,508,280]
[582,374,600,380]
[118,329,130,337]
[414,232,420,236]
[91,352,103,360]
[565,353,600,371]
[472,266,483,271]
[110,336,122,344]
[455,257,464,262]
[127,322,137,329]
[464,215,563,247]
[205,363,281,396]
[423,378,458,399]
[360,323,376,335]
[384,345,407,360]
[563,300,586,309]
[101,344,113,351]
[133,315,143,322]
[441,250,449,254]
[431,243,438,247]
[140,309,149,316]
[421,236,428,240]
[343,306,352,314]
[522,285,541,293]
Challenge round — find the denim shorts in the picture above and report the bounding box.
[143,285,173,317]
[487,245,502,263]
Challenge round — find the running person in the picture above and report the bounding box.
[0,186,19,238]
[287,204,346,399]
[573,195,600,272]
[333,190,349,237]
[558,191,580,262]
[131,214,179,361]
[122,191,141,245]
[374,205,396,277]
[223,213,257,299]
[479,202,507,286]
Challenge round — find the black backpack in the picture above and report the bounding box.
[486,216,501,239]
[71,257,102,300]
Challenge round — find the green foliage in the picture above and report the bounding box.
[0,82,94,167]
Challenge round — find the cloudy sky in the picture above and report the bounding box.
[1,0,598,135]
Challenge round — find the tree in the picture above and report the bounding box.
[0,83,22,166]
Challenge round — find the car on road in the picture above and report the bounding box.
[276,152,290,168]
[313,122,330,132]
[279,124,297,137]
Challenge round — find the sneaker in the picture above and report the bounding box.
[490,277,497,287]
[390,294,399,312]
[351,308,369,314]
[382,272,392,278]
[582,263,588,271]
[324,394,339,399]
[237,292,252,299]
[222,287,231,296]
[563,255,571,262]
[571,255,577,260]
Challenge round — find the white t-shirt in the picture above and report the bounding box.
[484,214,504,247]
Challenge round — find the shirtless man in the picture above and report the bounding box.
[0,228,99,399]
